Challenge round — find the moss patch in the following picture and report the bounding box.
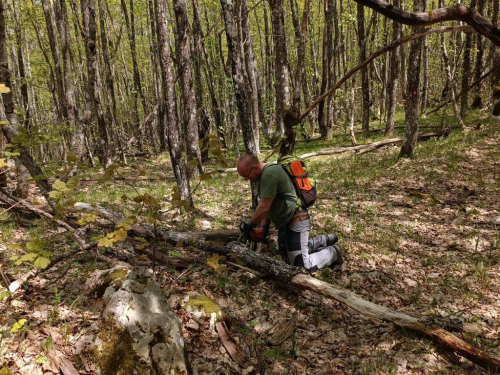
[185,295,223,317]
[95,319,142,375]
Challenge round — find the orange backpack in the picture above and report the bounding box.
[278,155,317,209]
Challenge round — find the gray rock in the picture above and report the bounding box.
[93,266,189,375]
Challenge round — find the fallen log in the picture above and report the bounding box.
[72,203,500,371]
[157,230,500,372]
[298,132,445,159]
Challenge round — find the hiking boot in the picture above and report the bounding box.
[326,233,338,246]
[331,244,343,267]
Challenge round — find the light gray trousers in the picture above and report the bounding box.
[278,218,340,272]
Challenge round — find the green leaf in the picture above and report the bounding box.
[48,191,63,199]
[33,256,50,269]
[0,291,10,300]
[10,318,27,333]
[0,158,9,168]
[35,356,47,364]
[3,150,20,156]
[20,253,38,262]
[26,239,45,251]
[9,255,19,261]
[52,179,66,191]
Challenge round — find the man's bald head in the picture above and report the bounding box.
[237,154,261,181]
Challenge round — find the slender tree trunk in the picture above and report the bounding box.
[121,0,146,149]
[471,0,486,109]
[239,0,260,153]
[357,3,370,135]
[385,0,401,137]
[220,0,257,155]
[460,0,476,118]
[154,0,192,205]
[318,0,333,139]
[12,3,30,129]
[269,0,290,139]
[262,4,273,142]
[438,0,463,129]
[399,0,424,158]
[57,0,83,160]
[82,0,111,166]
[173,0,203,177]
[98,0,121,161]
[420,33,429,114]
[491,0,500,119]
[41,0,64,120]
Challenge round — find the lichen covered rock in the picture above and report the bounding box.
[94,267,188,375]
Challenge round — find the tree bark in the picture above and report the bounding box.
[385,0,401,136]
[268,0,290,140]
[154,0,192,206]
[40,0,64,121]
[173,0,204,178]
[239,0,260,154]
[220,0,257,156]
[357,3,370,135]
[318,0,334,139]
[57,0,82,160]
[471,1,486,109]
[82,0,111,167]
[399,0,424,159]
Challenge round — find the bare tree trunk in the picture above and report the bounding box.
[399,0,424,158]
[262,4,273,142]
[40,0,64,121]
[420,33,429,114]
[471,4,486,109]
[239,0,260,153]
[385,0,401,136]
[82,0,111,167]
[357,3,370,135]
[173,0,204,178]
[269,0,290,139]
[12,2,30,129]
[438,0,463,129]
[57,0,83,160]
[120,0,146,150]
[154,0,192,206]
[460,0,476,118]
[98,0,122,162]
[318,0,333,139]
[220,0,257,155]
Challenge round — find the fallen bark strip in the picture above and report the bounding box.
[71,203,500,371]
[298,132,444,159]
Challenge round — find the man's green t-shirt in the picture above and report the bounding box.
[258,164,299,228]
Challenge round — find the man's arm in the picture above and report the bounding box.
[251,197,273,226]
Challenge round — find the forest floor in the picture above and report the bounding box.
[0,113,499,375]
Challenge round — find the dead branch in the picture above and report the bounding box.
[298,132,444,159]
